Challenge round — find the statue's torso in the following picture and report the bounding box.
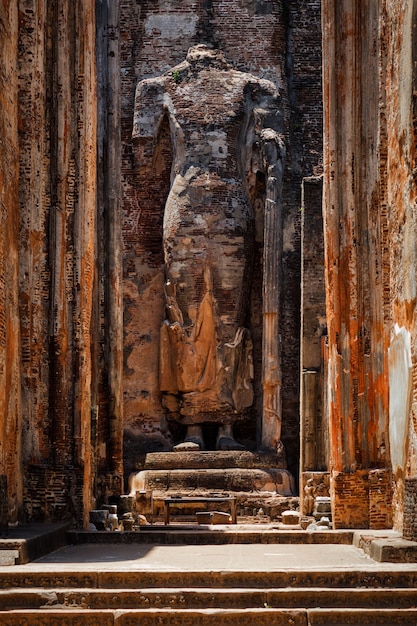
[162,70,255,331]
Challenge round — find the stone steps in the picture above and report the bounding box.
[0,607,417,625]
[128,451,298,523]
[128,467,297,521]
[1,526,417,624]
[1,561,417,624]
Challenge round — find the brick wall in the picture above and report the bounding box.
[332,469,393,530]
[369,469,393,530]
[120,0,323,478]
[23,467,84,527]
[331,471,370,529]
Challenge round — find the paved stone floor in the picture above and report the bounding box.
[2,540,416,574]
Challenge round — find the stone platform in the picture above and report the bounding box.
[129,450,297,523]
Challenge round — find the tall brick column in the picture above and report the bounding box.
[322,1,390,528]
[299,176,330,515]
[0,1,22,523]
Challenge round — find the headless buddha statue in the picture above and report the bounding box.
[133,45,285,450]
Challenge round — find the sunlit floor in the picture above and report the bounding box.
[1,541,414,573]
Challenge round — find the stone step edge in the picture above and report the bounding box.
[0,607,417,626]
[2,585,416,592]
[139,450,288,471]
[1,569,417,589]
[0,608,305,626]
[68,528,353,546]
[1,586,417,610]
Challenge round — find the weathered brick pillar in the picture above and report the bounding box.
[17,0,111,528]
[47,0,98,529]
[322,1,390,528]
[0,1,23,523]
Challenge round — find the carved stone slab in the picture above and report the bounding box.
[141,450,287,470]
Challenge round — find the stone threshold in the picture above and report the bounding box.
[0,523,68,564]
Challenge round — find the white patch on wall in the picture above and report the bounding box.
[144,14,198,40]
[206,131,228,160]
[388,324,412,472]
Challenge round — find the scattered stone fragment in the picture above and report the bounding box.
[281,510,300,525]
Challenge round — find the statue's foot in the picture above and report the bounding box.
[216,424,244,451]
[173,425,205,451]
[216,436,245,451]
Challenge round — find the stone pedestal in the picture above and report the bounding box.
[129,451,296,523]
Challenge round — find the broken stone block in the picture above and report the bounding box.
[281,510,300,525]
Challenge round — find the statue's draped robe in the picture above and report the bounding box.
[133,48,283,425]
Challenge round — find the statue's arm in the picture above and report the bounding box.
[132,78,166,145]
[259,125,286,449]
[244,77,285,193]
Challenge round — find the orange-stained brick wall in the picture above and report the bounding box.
[0,0,22,523]
[120,0,323,483]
